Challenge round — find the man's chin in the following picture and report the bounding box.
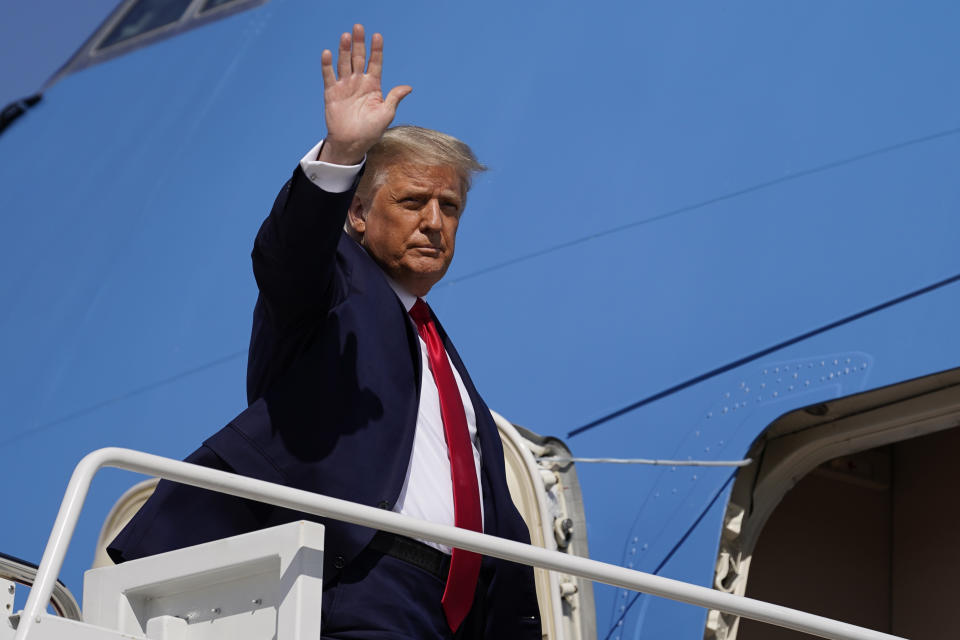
[405,254,449,274]
[397,262,449,295]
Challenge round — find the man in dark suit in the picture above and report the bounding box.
[108,24,541,640]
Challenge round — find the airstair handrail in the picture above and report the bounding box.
[16,448,905,640]
[0,552,81,620]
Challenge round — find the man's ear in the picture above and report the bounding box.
[347,196,366,237]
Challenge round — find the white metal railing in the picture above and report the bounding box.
[16,448,905,640]
[538,456,753,467]
[0,554,80,620]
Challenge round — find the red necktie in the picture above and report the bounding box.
[409,298,482,632]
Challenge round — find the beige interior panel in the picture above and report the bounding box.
[738,427,960,640]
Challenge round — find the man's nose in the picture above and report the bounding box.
[420,200,443,231]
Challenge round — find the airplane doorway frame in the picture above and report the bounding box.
[706,367,960,639]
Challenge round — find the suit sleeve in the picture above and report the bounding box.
[106,444,271,563]
[247,165,360,403]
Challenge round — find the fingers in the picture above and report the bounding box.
[320,49,335,88]
[351,24,366,75]
[384,85,413,111]
[331,25,386,81]
[336,31,351,78]
[367,32,383,78]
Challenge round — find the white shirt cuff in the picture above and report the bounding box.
[298,139,365,193]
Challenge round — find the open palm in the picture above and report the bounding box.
[319,24,412,165]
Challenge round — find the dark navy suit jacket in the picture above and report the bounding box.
[108,166,541,637]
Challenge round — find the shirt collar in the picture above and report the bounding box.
[385,275,418,312]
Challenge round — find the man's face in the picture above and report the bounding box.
[351,162,465,296]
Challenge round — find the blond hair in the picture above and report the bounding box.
[355,125,487,204]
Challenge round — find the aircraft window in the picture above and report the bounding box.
[201,0,239,12]
[98,0,194,50]
[42,0,269,93]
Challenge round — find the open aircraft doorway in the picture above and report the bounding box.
[708,368,960,640]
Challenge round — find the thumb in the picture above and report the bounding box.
[384,85,413,111]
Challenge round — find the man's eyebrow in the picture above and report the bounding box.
[397,186,462,202]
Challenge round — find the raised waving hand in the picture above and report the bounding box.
[318,24,412,165]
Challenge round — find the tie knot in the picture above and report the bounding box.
[409,298,432,326]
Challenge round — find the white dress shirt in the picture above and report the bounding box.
[300,141,485,554]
